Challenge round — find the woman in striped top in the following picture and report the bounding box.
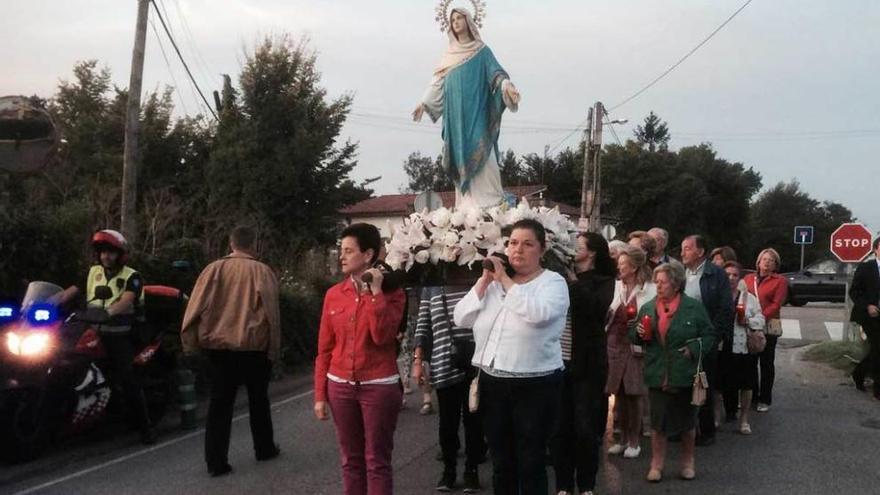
[412,286,486,492]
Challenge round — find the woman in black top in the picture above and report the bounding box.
[552,232,616,495]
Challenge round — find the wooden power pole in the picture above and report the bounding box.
[589,101,604,233]
[579,101,605,232]
[121,0,150,242]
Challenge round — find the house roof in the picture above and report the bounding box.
[339,184,580,218]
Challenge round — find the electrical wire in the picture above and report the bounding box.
[608,0,754,112]
[148,16,190,115]
[149,0,218,120]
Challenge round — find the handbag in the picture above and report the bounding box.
[753,277,783,337]
[691,339,708,406]
[739,289,767,354]
[766,318,783,337]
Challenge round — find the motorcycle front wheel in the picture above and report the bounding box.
[0,389,55,463]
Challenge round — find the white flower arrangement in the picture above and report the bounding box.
[384,198,578,273]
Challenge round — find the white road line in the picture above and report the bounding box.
[825,322,844,341]
[12,389,314,495]
[781,319,802,340]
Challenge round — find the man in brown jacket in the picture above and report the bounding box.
[181,226,282,477]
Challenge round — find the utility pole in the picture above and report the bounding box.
[121,0,150,242]
[589,101,604,233]
[579,101,605,232]
[578,106,594,231]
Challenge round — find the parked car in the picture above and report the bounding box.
[784,258,847,306]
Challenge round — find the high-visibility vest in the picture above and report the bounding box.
[86,265,145,330]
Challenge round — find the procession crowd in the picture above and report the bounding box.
[173,220,878,495]
[307,222,790,495]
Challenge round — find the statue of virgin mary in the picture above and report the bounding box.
[413,6,520,208]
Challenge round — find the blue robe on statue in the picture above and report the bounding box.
[440,46,509,195]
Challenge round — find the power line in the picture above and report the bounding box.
[148,15,190,115]
[605,116,623,146]
[149,0,218,120]
[608,0,754,112]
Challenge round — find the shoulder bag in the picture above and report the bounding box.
[754,277,783,337]
[691,338,708,406]
[741,289,767,354]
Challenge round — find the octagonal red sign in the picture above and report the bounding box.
[830,223,873,263]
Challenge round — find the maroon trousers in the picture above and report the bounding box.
[327,380,402,495]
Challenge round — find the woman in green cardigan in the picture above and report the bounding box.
[630,260,714,483]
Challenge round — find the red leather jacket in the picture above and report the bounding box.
[313,279,405,402]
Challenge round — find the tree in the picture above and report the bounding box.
[749,181,853,272]
[400,152,450,193]
[203,35,372,256]
[601,141,762,251]
[634,111,670,152]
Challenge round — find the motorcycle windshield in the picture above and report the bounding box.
[21,281,63,313]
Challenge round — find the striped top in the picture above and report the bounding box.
[414,287,474,389]
[560,312,573,361]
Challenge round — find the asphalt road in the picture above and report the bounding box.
[3,303,880,495]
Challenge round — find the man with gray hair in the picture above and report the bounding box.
[679,234,734,447]
[648,227,673,265]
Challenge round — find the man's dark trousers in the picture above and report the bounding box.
[854,322,880,393]
[205,349,276,471]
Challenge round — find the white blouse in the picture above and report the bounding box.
[453,270,569,375]
[732,286,766,355]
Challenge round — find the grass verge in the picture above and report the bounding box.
[802,341,866,371]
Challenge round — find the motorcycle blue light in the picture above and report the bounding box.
[0,306,14,319]
[27,304,57,326]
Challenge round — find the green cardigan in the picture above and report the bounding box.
[629,295,715,389]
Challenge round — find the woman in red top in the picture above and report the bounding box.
[742,248,788,412]
[314,223,406,495]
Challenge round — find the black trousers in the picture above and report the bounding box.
[854,322,880,393]
[551,368,607,493]
[697,351,718,440]
[204,349,275,470]
[757,335,778,405]
[101,332,150,430]
[436,379,486,473]
[481,371,562,495]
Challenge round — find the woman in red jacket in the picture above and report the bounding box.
[742,248,788,413]
[314,223,406,495]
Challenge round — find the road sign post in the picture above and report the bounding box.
[829,223,873,342]
[793,226,814,272]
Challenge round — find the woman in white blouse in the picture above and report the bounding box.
[454,218,569,494]
[718,261,765,434]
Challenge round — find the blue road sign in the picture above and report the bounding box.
[794,225,814,245]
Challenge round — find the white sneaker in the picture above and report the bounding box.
[756,403,770,413]
[607,443,625,455]
[623,445,641,458]
[556,491,571,495]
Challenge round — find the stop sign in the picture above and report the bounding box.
[830,223,873,262]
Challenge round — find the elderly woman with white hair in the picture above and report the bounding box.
[630,261,714,482]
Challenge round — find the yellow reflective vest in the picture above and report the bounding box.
[86,265,145,329]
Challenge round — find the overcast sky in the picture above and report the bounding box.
[3,0,878,242]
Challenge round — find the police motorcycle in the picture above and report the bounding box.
[0,280,185,462]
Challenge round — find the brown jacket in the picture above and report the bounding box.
[181,252,282,361]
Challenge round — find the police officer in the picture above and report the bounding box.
[59,229,156,444]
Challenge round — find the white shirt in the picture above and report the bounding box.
[453,270,569,375]
[732,285,766,354]
[685,260,706,301]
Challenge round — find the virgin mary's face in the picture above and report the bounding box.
[450,11,470,40]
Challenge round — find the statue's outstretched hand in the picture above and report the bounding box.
[504,83,521,106]
[412,104,425,122]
